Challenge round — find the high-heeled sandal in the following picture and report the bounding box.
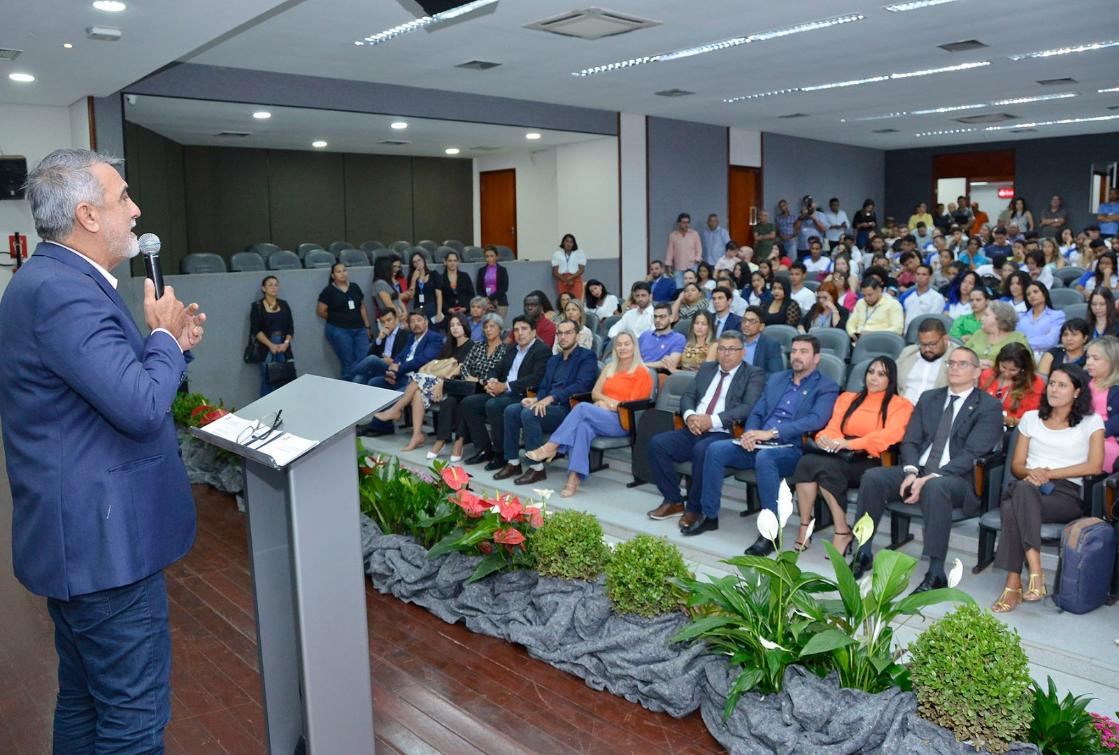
[526,446,557,464]
[793,519,814,552]
[426,443,446,460]
[828,529,854,560]
[560,480,580,498]
[1023,573,1047,602]
[992,587,1022,613]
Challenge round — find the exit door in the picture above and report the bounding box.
[728,166,762,248]
[480,169,517,254]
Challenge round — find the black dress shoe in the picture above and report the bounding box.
[484,458,505,472]
[492,463,522,480]
[681,514,718,536]
[850,550,873,580]
[910,572,947,596]
[513,468,547,485]
[744,535,775,557]
[464,451,492,465]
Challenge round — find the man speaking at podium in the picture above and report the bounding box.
[0,149,205,750]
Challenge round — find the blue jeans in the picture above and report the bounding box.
[260,333,289,396]
[503,402,568,463]
[348,354,390,384]
[47,571,171,753]
[697,440,803,518]
[648,428,727,507]
[324,323,369,378]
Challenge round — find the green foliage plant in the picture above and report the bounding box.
[1029,676,1099,755]
[530,510,610,581]
[357,454,460,549]
[605,534,689,618]
[171,392,215,427]
[909,603,1034,754]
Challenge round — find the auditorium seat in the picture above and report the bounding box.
[297,242,323,258]
[230,251,266,272]
[845,358,876,392]
[180,253,227,274]
[372,248,399,263]
[304,249,337,268]
[360,240,384,252]
[763,324,798,355]
[389,240,411,253]
[1050,287,1085,309]
[812,327,851,361]
[416,240,438,253]
[247,242,281,257]
[817,353,846,386]
[407,246,433,265]
[1054,267,1086,287]
[850,332,905,365]
[267,250,302,270]
[328,241,354,254]
[1063,302,1088,320]
[462,246,484,262]
[904,314,953,344]
[496,245,515,261]
[443,240,465,253]
[434,245,456,263]
[339,248,370,267]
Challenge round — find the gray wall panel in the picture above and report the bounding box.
[267,149,347,250]
[411,157,473,245]
[343,154,413,245]
[183,146,272,257]
[124,122,189,276]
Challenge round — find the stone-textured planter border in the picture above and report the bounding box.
[179,430,243,496]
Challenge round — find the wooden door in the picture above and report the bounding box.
[479,169,517,254]
[728,166,761,248]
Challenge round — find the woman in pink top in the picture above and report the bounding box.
[1085,335,1119,474]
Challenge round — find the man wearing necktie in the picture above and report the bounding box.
[850,346,1003,593]
[646,332,767,533]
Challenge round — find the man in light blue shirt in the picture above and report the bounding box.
[638,304,686,370]
[700,213,732,268]
[1099,187,1119,237]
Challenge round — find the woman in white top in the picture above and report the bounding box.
[583,279,619,321]
[1008,197,1034,233]
[992,364,1104,613]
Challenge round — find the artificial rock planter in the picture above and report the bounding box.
[178,429,243,496]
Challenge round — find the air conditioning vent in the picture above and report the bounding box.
[1010,128,1038,133]
[0,48,23,61]
[1037,77,1077,86]
[525,7,660,40]
[378,140,411,146]
[456,60,501,70]
[1108,105,1119,111]
[216,131,251,138]
[872,128,900,133]
[468,146,502,152]
[778,112,809,119]
[655,88,694,97]
[954,112,1018,124]
[938,39,988,53]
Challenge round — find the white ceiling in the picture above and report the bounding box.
[124,96,609,157]
[5,0,1119,149]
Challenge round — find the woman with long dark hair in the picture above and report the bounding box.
[440,249,475,318]
[949,285,990,340]
[475,245,510,318]
[316,262,371,377]
[676,310,717,371]
[1078,251,1119,296]
[408,251,444,322]
[1037,318,1090,378]
[991,365,1103,612]
[371,255,404,319]
[1017,281,1066,351]
[978,342,1044,425]
[584,279,619,321]
[944,270,981,319]
[791,357,913,554]
[852,198,877,249]
[1089,288,1119,338]
[696,262,717,296]
[1000,271,1031,314]
[250,275,294,396]
[762,277,802,326]
[745,270,771,308]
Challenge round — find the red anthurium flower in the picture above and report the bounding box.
[526,506,544,529]
[441,465,470,491]
[493,528,525,547]
[478,541,494,555]
[190,405,214,419]
[497,496,523,523]
[199,408,229,426]
[451,490,488,518]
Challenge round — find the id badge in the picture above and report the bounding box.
[347,299,356,310]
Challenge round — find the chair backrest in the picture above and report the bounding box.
[598,315,622,336]
[304,249,337,269]
[328,241,353,254]
[339,248,370,267]
[360,240,384,252]
[817,353,846,386]
[247,242,280,256]
[416,240,438,253]
[389,240,412,253]
[998,429,1020,496]
[764,324,798,354]
[267,250,302,270]
[646,367,660,402]
[803,279,821,292]
[180,252,227,274]
[230,251,266,272]
[406,246,433,265]
[583,312,599,334]
[296,242,323,258]
[851,331,906,364]
[656,371,695,413]
[1050,287,1085,309]
[434,245,456,263]
[372,248,399,263]
[673,317,693,336]
[845,358,875,392]
[443,239,465,253]
[592,333,605,359]
[812,327,851,361]
[463,245,485,262]
[1054,267,1086,286]
[905,313,954,344]
[496,245,515,261]
[1062,302,1088,320]
[1049,275,1065,288]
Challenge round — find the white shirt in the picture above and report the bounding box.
[790,285,816,314]
[822,209,849,243]
[904,287,947,328]
[589,293,620,321]
[729,291,747,317]
[608,305,653,338]
[804,256,832,274]
[918,387,974,470]
[682,363,740,432]
[903,354,943,404]
[1018,410,1105,487]
[1022,264,1054,289]
[551,248,586,275]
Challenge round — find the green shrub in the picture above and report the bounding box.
[909,604,1033,754]
[530,510,610,581]
[1029,676,1098,755]
[605,535,689,617]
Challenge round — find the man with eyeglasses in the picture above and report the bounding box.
[638,303,686,372]
[740,306,784,374]
[646,332,767,532]
[850,347,1003,594]
[896,317,949,404]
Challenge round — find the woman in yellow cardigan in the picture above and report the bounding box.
[791,357,914,554]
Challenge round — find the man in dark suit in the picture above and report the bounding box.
[695,335,840,551]
[494,319,598,484]
[851,346,1003,593]
[646,331,767,534]
[463,315,551,469]
[710,286,741,337]
[740,306,785,373]
[0,149,205,748]
[367,309,408,361]
[357,310,444,435]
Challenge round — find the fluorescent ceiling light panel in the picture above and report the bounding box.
[991,92,1077,105]
[92,1,126,11]
[573,13,862,76]
[723,88,799,103]
[390,121,408,130]
[884,0,959,11]
[801,75,889,91]
[312,140,328,148]
[356,0,498,47]
[1099,86,1119,93]
[445,147,461,155]
[915,127,978,137]
[728,60,988,102]
[1009,39,1119,60]
[983,114,1119,131]
[525,132,542,140]
[252,111,271,119]
[910,103,986,114]
[889,61,990,79]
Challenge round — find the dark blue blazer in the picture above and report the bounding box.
[713,311,741,337]
[538,346,599,405]
[0,242,193,599]
[747,333,785,374]
[743,368,840,447]
[395,329,445,376]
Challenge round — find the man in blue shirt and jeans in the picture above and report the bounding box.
[638,304,686,371]
[1098,187,1119,238]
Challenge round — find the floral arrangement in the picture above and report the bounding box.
[172,391,229,427]
[1093,712,1119,751]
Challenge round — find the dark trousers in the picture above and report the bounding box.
[460,393,517,454]
[46,571,171,753]
[503,403,569,463]
[854,465,972,560]
[435,395,464,442]
[994,479,1082,573]
[648,428,727,507]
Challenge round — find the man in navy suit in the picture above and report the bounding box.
[693,335,839,554]
[0,149,205,749]
[356,310,444,435]
[710,286,741,337]
[740,306,786,373]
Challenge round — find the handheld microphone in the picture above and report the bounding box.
[138,233,164,299]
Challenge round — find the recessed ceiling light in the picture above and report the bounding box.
[252,111,271,120]
[92,0,127,11]
[884,0,959,11]
[390,121,408,130]
[312,140,328,148]
[525,132,542,140]
[63,43,73,49]
[445,148,461,155]
[1009,39,1119,61]
[8,72,35,83]
[356,0,498,47]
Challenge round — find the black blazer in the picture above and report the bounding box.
[679,361,767,429]
[475,263,510,306]
[900,387,1004,514]
[368,326,409,360]
[490,338,551,398]
[441,270,475,314]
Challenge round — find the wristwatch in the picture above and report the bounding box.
[903,465,919,476]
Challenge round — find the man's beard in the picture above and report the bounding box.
[921,351,943,363]
[108,226,139,261]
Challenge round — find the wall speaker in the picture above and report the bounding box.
[0,156,27,200]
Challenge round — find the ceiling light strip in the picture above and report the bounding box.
[356,0,498,47]
[1008,39,1119,60]
[915,127,978,137]
[1099,86,1119,93]
[727,60,989,102]
[983,114,1119,131]
[884,0,959,11]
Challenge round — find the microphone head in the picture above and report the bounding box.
[138,233,161,255]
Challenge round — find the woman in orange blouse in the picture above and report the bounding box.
[526,331,652,498]
[978,342,1043,426]
[791,357,914,555]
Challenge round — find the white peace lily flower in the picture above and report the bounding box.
[947,558,963,589]
[533,488,554,503]
[802,517,816,543]
[859,574,873,598]
[776,482,794,528]
[756,509,779,543]
[852,513,875,548]
[758,636,788,652]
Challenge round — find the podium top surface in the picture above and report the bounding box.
[191,375,399,468]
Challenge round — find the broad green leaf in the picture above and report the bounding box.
[723,668,763,719]
[799,629,856,657]
[824,541,863,622]
[670,615,740,643]
[426,528,466,559]
[894,586,975,615]
[869,549,917,606]
[466,553,509,583]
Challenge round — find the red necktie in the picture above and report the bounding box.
[704,370,729,416]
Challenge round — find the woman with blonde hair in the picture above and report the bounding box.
[556,297,594,353]
[1085,335,1119,474]
[525,331,653,497]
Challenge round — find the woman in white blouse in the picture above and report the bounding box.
[991,364,1104,613]
[583,279,619,321]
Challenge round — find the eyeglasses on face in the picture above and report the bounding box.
[716,346,743,353]
[946,360,979,369]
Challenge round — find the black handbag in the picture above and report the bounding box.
[803,436,869,463]
[267,359,297,386]
[442,379,479,397]
[243,303,268,363]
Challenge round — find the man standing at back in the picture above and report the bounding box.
[700,213,731,268]
[0,149,206,749]
[664,212,702,286]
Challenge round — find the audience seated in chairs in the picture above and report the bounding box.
[467,296,490,342]
[367,309,408,364]
[675,311,718,372]
[799,280,849,333]
[492,319,599,485]
[1088,289,1119,339]
[991,365,1104,613]
[710,286,742,337]
[645,331,767,530]
[901,264,946,329]
[850,346,1004,594]
[354,311,445,436]
[691,335,840,553]
[740,306,786,374]
[584,279,620,322]
[964,300,1031,369]
[462,315,552,469]
[847,276,904,340]
[437,313,508,462]
[608,281,655,340]
[896,317,949,404]
[977,342,1044,426]
[556,298,594,353]
[524,331,653,498]
[948,281,989,340]
[1017,281,1066,351]
[671,281,709,323]
[511,292,555,348]
[639,303,687,372]
[792,357,914,554]
[1085,335,1119,475]
[1037,318,1090,378]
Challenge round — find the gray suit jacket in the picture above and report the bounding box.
[679,361,767,429]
